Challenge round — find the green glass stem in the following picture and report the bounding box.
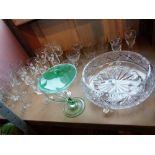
[64,97,85,118]
[66,97,78,110]
[43,93,85,118]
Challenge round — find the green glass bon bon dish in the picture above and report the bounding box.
[38,63,85,118]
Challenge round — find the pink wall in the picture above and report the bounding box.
[0,20,28,81]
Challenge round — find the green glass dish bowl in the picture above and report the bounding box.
[38,63,85,118]
[38,63,77,94]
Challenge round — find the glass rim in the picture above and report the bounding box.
[38,63,77,94]
[82,50,153,90]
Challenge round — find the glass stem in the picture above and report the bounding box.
[66,97,77,110]
[128,46,133,51]
[20,96,28,112]
[43,93,66,104]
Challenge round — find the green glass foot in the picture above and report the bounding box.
[64,97,85,118]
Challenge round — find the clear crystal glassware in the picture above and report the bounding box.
[37,46,61,67]
[18,65,42,95]
[72,42,83,51]
[125,29,136,50]
[18,83,32,112]
[38,63,85,117]
[17,66,33,85]
[48,53,60,66]
[36,54,51,72]
[0,82,15,108]
[45,43,63,57]
[9,69,32,112]
[0,79,11,104]
[5,67,22,101]
[83,46,96,61]
[66,49,80,67]
[44,43,63,65]
[81,50,155,113]
[0,61,32,111]
[110,37,122,51]
[26,59,42,94]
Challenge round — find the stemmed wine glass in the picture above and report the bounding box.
[66,50,80,67]
[44,43,63,65]
[125,29,136,50]
[18,64,42,95]
[48,53,60,66]
[0,79,14,107]
[37,44,62,67]
[45,43,63,57]
[9,69,32,112]
[66,47,81,67]
[110,37,122,51]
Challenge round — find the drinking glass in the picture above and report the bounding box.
[45,43,63,64]
[83,45,96,61]
[110,37,122,51]
[125,29,136,50]
[18,83,32,112]
[72,42,83,51]
[3,69,31,112]
[17,66,33,85]
[48,53,60,66]
[66,49,80,66]
[25,58,44,94]
[49,43,63,57]
[37,48,60,68]
[36,53,51,71]
[0,80,11,104]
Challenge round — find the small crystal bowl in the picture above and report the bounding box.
[81,51,155,111]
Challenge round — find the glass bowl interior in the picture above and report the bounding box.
[38,63,77,94]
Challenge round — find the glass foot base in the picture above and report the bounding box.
[64,97,85,118]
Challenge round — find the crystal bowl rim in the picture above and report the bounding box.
[81,50,152,91]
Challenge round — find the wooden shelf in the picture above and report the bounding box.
[12,19,34,26]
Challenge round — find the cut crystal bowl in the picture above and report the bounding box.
[81,51,155,111]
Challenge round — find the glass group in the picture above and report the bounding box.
[0,28,138,116]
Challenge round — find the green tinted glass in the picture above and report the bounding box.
[38,64,77,94]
